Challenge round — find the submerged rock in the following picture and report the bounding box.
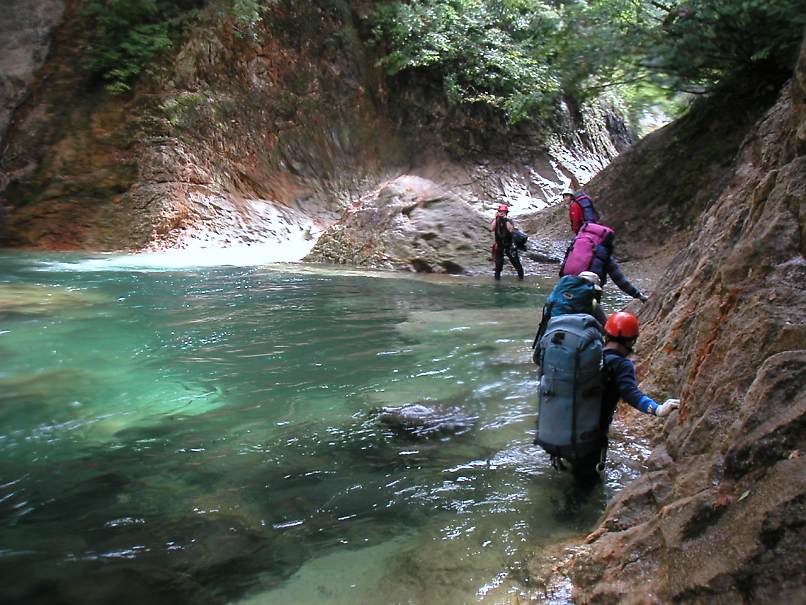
[0,284,105,316]
[373,403,477,438]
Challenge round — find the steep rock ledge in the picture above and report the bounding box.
[565,38,806,604]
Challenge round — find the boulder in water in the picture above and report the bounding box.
[374,403,477,438]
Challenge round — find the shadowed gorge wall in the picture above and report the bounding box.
[564,36,806,604]
[0,0,65,145]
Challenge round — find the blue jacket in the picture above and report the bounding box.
[601,349,658,430]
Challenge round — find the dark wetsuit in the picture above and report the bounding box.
[571,348,659,481]
[583,235,643,299]
[493,217,524,280]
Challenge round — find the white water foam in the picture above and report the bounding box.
[33,239,318,272]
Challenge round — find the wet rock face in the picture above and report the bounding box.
[306,175,492,273]
[1,2,393,250]
[0,0,64,145]
[373,403,477,438]
[568,38,806,604]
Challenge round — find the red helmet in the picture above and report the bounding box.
[605,312,639,339]
[497,204,509,213]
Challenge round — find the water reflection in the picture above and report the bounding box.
[0,252,644,604]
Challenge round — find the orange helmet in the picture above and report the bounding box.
[605,312,639,339]
[497,204,509,213]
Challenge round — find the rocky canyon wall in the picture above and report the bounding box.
[0,0,628,257]
[565,37,806,604]
[0,0,65,147]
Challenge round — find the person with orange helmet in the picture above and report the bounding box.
[489,203,524,280]
[572,311,679,481]
[602,311,679,418]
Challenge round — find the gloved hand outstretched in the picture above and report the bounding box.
[655,398,680,417]
[638,293,649,303]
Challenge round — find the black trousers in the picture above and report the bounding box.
[494,245,524,279]
[571,409,615,484]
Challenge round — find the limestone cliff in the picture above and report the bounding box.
[560,39,806,604]
[0,0,628,256]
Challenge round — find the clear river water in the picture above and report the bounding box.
[0,251,649,604]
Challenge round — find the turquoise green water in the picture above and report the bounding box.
[0,251,647,604]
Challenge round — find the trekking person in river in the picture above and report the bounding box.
[560,223,648,302]
[583,312,681,483]
[563,191,600,235]
[489,204,524,281]
[534,310,679,483]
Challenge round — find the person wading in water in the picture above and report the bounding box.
[575,311,679,483]
[489,204,524,281]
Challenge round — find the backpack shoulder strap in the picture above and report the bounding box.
[532,301,554,350]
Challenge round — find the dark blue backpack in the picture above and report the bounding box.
[574,192,600,224]
[512,228,528,249]
[587,231,615,285]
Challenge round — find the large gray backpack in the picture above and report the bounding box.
[534,313,604,460]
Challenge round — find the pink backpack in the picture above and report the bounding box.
[560,223,614,276]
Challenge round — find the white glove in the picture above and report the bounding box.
[655,398,680,417]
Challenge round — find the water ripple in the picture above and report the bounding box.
[0,253,641,604]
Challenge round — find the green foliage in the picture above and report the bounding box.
[82,0,188,93]
[82,0,276,92]
[371,0,806,124]
[159,90,207,127]
[228,0,276,40]
[609,82,691,136]
[372,0,564,122]
[641,0,806,89]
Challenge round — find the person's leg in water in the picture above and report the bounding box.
[494,245,505,280]
[550,452,604,523]
[557,452,601,519]
[571,452,602,488]
[505,247,524,280]
[570,439,608,497]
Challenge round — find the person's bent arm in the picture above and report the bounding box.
[612,357,659,414]
[607,256,645,300]
[489,217,497,232]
